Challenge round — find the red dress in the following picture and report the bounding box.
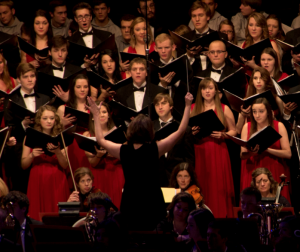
[86,133,125,209]
[278,72,289,82]
[27,153,69,221]
[192,104,235,218]
[240,121,291,202]
[127,41,156,54]
[0,77,16,128]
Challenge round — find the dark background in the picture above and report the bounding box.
[12,0,300,30]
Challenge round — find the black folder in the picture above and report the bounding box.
[0,126,11,144]
[276,39,300,54]
[109,100,149,121]
[223,89,277,113]
[68,34,116,60]
[154,121,179,141]
[6,99,50,120]
[149,54,188,86]
[0,32,17,49]
[120,52,146,62]
[276,74,299,91]
[25,125,76,156]
[170,30,227,50]
[86,71,132,90]
[195,67,246,98]
[18,36,49,58]
[223,38,272,64]
[64,106,90,129]
[278,92,300,106]
[74,125,127,154]
[37,69,86,97]
[226,125,281,154]
[0,85,21,99]
[189,109,225,132]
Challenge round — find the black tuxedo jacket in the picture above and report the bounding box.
[38,62,82,78]
[153,119,195,187]
[114,82,167,110]
[68,27,112,65]
[182,28,215,41]
[23,217,43,252]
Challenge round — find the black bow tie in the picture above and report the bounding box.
[133,86,145,92]
[211,68,223,74]
[24,93,36,98]
[81,30,93,37]
[52,65,64,71]
[161,122,167,127]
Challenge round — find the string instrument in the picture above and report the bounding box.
[185,185,203,204]
[83,187,101,208]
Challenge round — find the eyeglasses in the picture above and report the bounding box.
[208,50,226,55]
[140,4,155,11]
[221,30,233,35]
[76,14,91,21]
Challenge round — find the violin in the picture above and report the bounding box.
[83,187,102,208]
[185,185,203,204]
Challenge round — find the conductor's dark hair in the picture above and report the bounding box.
[167,192,196,222]
[126,114,155,144]
[92,0,110,8]
[49,35,69,50]
[49,0,66,13]
[241,0,262,12]
[240,186,262,203]
[73,2,92,16]
[67,74,91,109]
[3,191,30,215]
[98,49,122,82]
[189,208,215,239]
[88,191,112,215]
[31,9,53,47]
[169,162,200,189]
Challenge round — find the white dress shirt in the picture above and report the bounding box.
[133,81,147,111]
[20,89,36,112]
[52,64,65,78]
[79,26,93,48]
[210,63,225,82]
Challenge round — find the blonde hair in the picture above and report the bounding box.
[129,17,153,48]
[245,12,269,48]
[0,54,13,91]
[155,33,174,46]
[190,77,226,128]
[0,178,9,197]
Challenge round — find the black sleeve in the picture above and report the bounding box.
[279,195,291,207]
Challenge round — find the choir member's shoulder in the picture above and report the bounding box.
[38,64,53,74]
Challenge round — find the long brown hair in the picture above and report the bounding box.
[219,19,237,45]
[266,14,285,40]
[260,47,282,82]
[88,101,115,135]
[251,167,278,195]
[249,98,274,137]
[245,12,269,48]
[34,105,63,136]
[190,77,226,128]
[129,17,153,48]
[246,67,277,98]
[0,54,13,91]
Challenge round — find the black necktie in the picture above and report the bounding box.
[24,93,36,98]
[211,68,222,74]
[81,30,93,37]
[161,122,167,127]
[133,86,145,92]
[52,65,64,71]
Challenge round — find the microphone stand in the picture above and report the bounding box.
[144,0,151,118]
[291,116,300,179]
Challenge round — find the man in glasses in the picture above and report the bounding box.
[69,2,112,67]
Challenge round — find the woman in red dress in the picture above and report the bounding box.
[121,17,155,76]
[82,102,124,209]
[190,77,236,218]
[57,74,91,189]
[240,97,291,202]
[21,105,69,220]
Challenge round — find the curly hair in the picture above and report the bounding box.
[34,105,63,136]
[245,12,269,48]
[251,167,278,195]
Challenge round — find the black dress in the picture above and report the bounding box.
[120,141,166,231]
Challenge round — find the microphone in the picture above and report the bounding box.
[143,35,151,44]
